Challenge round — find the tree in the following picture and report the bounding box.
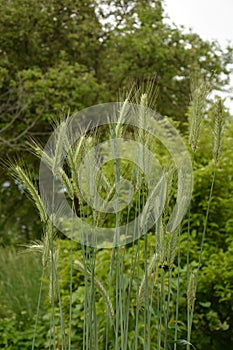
[98,0,232,122]
[0,0,232,244]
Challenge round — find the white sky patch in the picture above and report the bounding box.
[164,0,233,46]
[164,0,233,112]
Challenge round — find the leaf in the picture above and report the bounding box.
[199,301,211,308]
[170,339,196,349]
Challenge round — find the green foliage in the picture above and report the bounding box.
[1,0,232,244]
[0,1,233,349]
[0,247,50,349]
[0,314,50,350]
[184,240,233,350]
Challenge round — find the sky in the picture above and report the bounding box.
[164,0,233,46]
[164,0,233,111]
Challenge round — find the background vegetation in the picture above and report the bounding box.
[0,0,233,349]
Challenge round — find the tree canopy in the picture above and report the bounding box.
[1,0,232,243]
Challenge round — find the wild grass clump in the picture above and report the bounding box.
[8,78,226,349]
[0,247,42,320]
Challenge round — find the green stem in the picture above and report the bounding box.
[187,166,216,348]
[174,228,181,350]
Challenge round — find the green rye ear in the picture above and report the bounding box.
[11,164,47,223]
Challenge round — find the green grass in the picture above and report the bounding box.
[0,247,43,320]
[5,80,226,349]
